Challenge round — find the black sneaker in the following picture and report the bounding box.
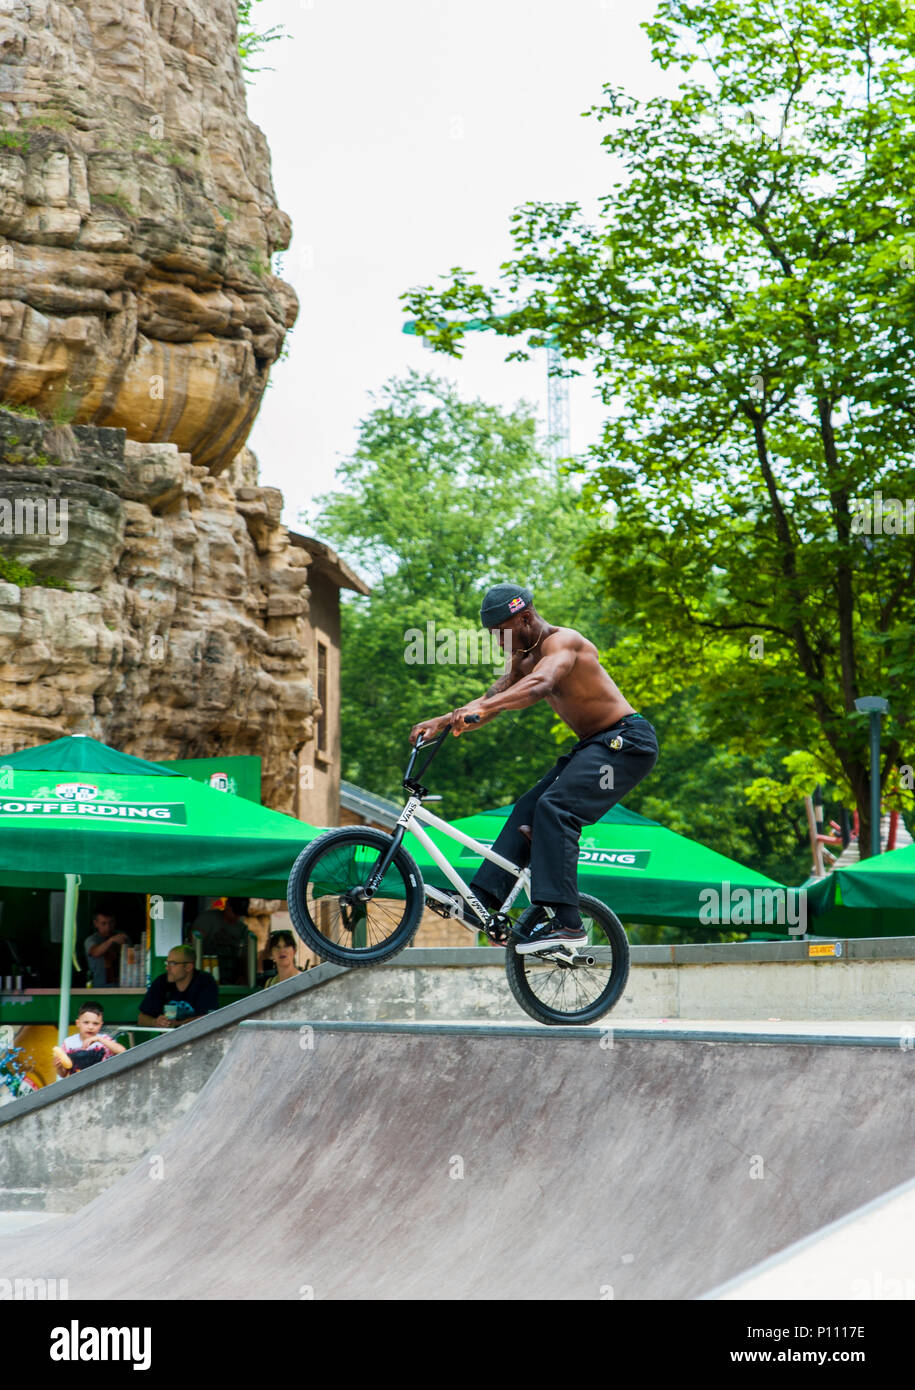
[515,920,587,955]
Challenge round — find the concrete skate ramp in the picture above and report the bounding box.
[707,1173,915,1300]
[1,1021,913,1300]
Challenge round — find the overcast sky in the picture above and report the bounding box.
[244,0,662,538]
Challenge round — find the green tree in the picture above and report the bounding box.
[403,0,915,855]
[311,373,619,814]
[314,373,822,886]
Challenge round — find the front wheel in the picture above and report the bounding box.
[504,893,630,1026]
[287,827,425,967]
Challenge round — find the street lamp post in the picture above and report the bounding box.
[853,696,889,857]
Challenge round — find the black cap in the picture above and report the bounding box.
[480,584,533,628]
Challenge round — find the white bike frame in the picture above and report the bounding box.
[395,795,530,932]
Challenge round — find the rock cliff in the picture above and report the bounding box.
[0,0,297,472]
[0,2,315,812]
[0,408,313,813]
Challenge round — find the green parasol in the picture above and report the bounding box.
[802,843,915,936]
[0,736,320,1040]
[0,767,319,894]
[407,802,793,927]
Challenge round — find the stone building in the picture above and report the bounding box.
[293,534,370,828]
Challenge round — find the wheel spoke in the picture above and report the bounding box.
[293,833,414,957]
[524,954,612,1012]
[511,898,628,1024]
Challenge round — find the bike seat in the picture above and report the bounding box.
[519,824,532,842]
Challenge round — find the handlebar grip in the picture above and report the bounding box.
[415,712,480,749]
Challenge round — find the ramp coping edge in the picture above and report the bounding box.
[238,1019,912,1047]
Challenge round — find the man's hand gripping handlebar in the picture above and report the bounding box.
[409,710,482,747]
[403,712,480,798]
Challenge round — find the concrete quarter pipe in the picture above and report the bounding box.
[0,1021,912,1299]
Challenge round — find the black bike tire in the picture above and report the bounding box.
[504,892,630,1026]
[287,827,425,968]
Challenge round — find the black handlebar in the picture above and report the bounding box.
[415,712,480,749]
[405,713,481,793]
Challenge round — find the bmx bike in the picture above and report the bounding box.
[286,720,630,1025]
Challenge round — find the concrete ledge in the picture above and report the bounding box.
[257,945,915,1024]
[242,1018,915,1048]
[703,1171,915,1300]
[405,936,915,965]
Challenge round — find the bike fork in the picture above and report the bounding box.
[358,825,408,897]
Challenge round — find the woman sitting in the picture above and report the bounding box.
[262,929,306,988]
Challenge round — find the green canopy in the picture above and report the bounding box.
[0,766,318,896]
[802,844,915,936]
[408,802,792,927]
[0,733,180,778]
[0,735,321,1043]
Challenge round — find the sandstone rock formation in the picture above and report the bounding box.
[0,0,297,472]
[0,409,314,813]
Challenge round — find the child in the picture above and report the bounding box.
[52,1001,126,1077]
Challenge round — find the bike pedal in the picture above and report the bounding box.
[535,944,578,963]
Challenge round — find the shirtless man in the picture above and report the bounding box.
[410,583,659,953]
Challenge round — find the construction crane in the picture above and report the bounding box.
[544,340,571,461]
[402,316,571,462]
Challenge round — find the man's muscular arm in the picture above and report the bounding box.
[480,645,576,714]
[448,654,526,730]
[482,663,521,699]
[410,656,522,743]
[451,634,577,731]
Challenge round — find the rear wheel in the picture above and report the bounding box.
[504,893,630,1026]
[287,827,424,967]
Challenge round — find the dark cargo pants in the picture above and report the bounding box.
[471,713,659,909]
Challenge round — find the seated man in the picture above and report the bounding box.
[137,946,218,1029]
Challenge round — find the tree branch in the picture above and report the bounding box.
[878,548,915,633]
[819,398,859,710]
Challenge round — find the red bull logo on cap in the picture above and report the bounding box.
[508,595,525,612]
